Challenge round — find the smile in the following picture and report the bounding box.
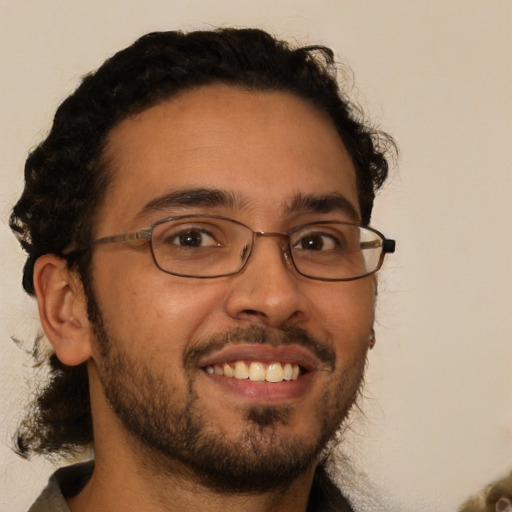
[203,361,301,383]
[197,346,327,402]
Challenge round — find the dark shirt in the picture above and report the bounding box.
[28,461,94,511]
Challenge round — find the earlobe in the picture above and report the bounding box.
[33,255,92,366]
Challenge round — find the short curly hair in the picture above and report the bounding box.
[10,28,394,458]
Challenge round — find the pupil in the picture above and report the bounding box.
[302,235,322,250]
[180,231,201,247]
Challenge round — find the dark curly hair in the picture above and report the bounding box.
[10,28,394,460]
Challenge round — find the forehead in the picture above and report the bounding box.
[99,85,358,232]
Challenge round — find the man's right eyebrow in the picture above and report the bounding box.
[287,192,360,222]
[136,187,245,218]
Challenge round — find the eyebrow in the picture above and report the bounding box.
[287,192,360,222]
[137,187,246,218]
[137,187,360,222]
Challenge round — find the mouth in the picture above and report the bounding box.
[203,360,303,383]
[191,328,334,404]
[196,344,330,401]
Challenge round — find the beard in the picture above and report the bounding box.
[88,296,367,493]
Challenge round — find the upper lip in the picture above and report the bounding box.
[197,344,330,373]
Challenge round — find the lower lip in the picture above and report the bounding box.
[199,370,314,403]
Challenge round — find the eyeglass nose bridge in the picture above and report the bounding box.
[242,230,294,271]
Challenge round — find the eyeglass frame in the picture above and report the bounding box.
[83,214,395,282]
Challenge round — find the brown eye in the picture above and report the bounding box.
[176,230,207,247]
[165,228,220,248]
[295,233,340,251]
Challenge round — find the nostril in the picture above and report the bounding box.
[242,309,262,317]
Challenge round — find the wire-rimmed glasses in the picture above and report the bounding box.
[87,214,395,281]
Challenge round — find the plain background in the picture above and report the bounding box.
[1,1,511,510]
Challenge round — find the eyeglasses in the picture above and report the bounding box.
[87,214,395,281]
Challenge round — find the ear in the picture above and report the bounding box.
[33,254,92,366]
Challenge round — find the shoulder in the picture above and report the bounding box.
[28,477,69,512]
[28,460,94,512]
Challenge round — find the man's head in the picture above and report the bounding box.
[10,28,394,492]
[11,28,390,295]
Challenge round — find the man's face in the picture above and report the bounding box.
[86,85,375,490]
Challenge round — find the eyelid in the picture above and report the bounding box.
[288,222,349,237]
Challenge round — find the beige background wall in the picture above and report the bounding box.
[1,1,511,510]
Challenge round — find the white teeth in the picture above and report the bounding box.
[234,361,249,379]
[205,361,301,382]
[266,362,285,383]
[223,363,235,378]
[248,362,266,381]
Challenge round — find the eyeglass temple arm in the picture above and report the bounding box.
[360,239,396,253]
[92,229,152,246]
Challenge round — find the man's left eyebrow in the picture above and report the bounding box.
[287,193,360,222]
[137,187,245,218]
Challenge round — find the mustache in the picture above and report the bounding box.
[183,324,335,370]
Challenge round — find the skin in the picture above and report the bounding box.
[35,85,377,512]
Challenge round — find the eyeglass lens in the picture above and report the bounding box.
[149,216,385,280]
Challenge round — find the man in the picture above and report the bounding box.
[10,28,395,511]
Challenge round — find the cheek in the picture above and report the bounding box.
[91,258,227,359]
[314,279,375,354]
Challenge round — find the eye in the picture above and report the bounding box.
[170,229,219,248]
[293,232,341,251]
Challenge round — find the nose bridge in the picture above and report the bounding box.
[252,231,291,265]
[255,230,288,243]
[225,228,306,327]
[242,230,300,293]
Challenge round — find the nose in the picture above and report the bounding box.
[224,234,310,328]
